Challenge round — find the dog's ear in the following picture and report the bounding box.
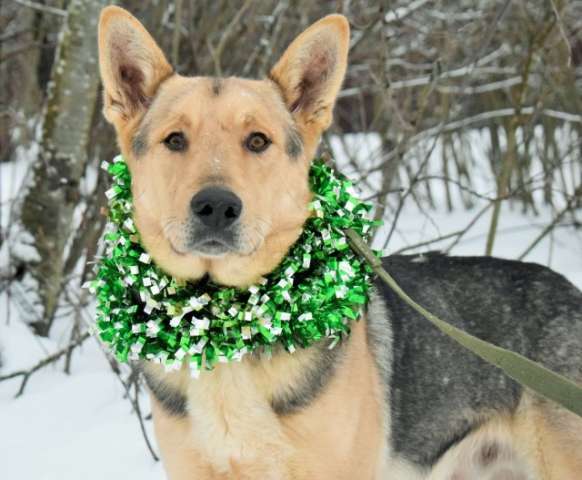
[98,6,173,127]
[269,15,349,136]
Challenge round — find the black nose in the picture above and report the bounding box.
[190,187,242,229]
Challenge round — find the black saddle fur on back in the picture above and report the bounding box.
[371,253,582,466]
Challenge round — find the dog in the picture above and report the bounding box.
[97,6,582,479]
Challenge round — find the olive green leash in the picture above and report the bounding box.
[346,229,582,419]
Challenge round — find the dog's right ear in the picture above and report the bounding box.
[98,6,172,128]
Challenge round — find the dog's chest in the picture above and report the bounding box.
[179,323,388,479]
[185,363,293,478]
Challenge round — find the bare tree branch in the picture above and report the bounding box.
[0,332,91,397]
[12,0,67,17]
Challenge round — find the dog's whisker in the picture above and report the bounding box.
[238,216,271,254]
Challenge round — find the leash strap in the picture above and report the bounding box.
[346,229,582,418]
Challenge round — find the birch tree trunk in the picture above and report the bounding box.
[0,3,45,163]
[15,0,107,336]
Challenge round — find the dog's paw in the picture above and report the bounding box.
[471,441,532,479]
[430,439,536,480]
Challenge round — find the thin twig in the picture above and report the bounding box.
[62,288,90,374]
[172,0,183,66]
[518,190,581,260]
[445,203,493,253]
[0,332,91,397]
[549,0,572,67]
[134,376,160,462]
[103,356,160,462]
[383,128,443,249]
[384,0,431,24]
[392,230,465,255]
[12,0,67,17]
[207,0,253,76]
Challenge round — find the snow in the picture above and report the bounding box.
[1,131,581,479]
[0,319,163,480]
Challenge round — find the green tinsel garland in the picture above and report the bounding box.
[88,155,378,376]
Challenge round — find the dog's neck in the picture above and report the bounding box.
[93,157,374,372]
[144,330,345,418]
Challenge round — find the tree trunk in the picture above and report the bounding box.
[0,3,45,163]
[15,0,106,336]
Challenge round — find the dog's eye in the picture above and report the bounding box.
[245,132,271,153]
[163,132,187,152]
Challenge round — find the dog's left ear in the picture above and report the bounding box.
[269,15,349,137]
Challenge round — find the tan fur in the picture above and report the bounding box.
[429,394,582,480]
[98,7,582,479]
[513,395,582,479]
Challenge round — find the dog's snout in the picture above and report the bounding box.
[190,187,242,229]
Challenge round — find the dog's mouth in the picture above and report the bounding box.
[191,238,233,257]
[169,236,237,258]
[165,219,268,260]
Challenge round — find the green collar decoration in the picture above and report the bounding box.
[88,155,378,376]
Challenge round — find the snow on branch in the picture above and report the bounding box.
[384,0,432,24]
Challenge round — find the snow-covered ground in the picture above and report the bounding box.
[0,322,162,479]
[1,132,581,479]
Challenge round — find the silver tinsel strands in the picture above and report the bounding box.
[88,155,379,375]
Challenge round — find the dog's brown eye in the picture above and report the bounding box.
[163,132,187,152]
[245,132,271,153]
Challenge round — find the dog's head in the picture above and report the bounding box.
[98,7,349,287]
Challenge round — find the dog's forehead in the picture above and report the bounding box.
[151,75,289,126]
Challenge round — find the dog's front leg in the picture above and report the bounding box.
[150,397,215,479]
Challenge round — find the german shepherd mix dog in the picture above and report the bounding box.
[98,6,582,479]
